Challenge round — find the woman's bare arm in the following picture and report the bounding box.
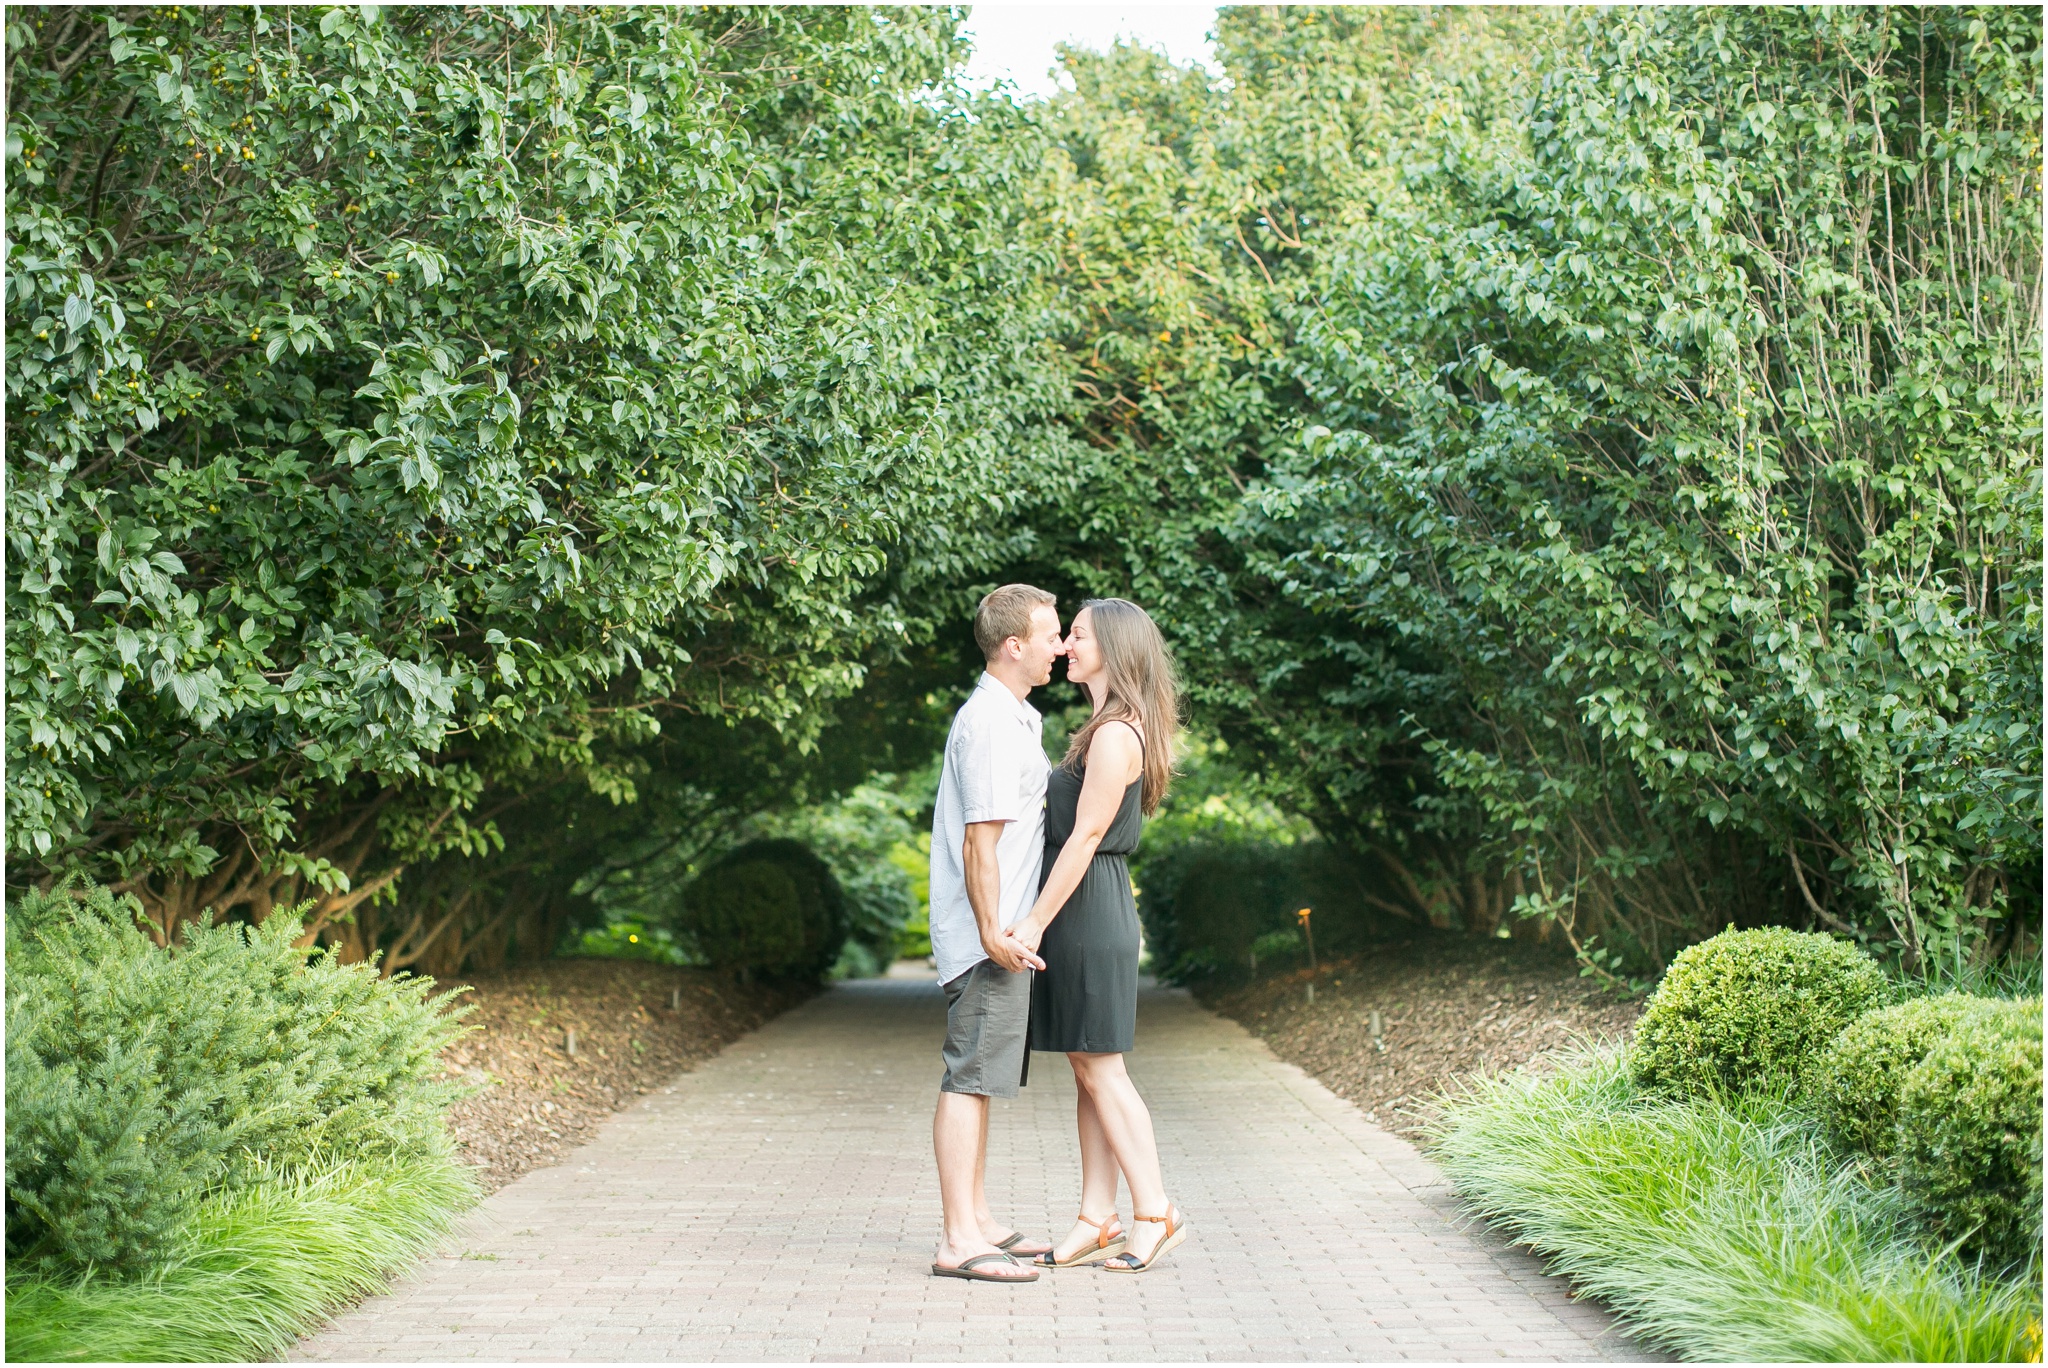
[1008,722,1143,955]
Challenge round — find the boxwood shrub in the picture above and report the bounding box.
[683,839,846,980]
[1812,994,1977,1157]
[1630,927,1893,1099]
[1897,998,2043,1270]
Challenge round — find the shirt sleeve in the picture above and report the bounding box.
[955,709,1024,825]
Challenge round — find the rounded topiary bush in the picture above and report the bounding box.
[1812,993,1976,1156]
[1629,927,1893,1098]
[683,839,845,979]
[1897,997,2043,1270]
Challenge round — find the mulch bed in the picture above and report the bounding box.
[1197,932,1645,1140]
[436,958,814,1193]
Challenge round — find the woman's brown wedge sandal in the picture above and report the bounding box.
[1032,1211,1127,1268]
[1100,1204,1186,1273]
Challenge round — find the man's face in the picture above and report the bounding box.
[1014,604,1066,687]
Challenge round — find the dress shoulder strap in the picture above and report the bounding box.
[1108,717,1146,756]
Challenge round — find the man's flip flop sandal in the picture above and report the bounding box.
[931,1252,1039,1283]
[995,1231,1052,1257]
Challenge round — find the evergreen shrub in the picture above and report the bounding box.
[1812,994,1976,1157]
[4,883,468,1274]
[1140,841,1378,982]
[683,840,846,979]
[1897,998,2044,1270]
[1629,927,1892,1099]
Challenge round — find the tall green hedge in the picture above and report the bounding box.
[5,7,1076,966]
[1031,5,2041,972]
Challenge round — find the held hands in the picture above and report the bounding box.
[983,921,1046,974]
[1007,915,1046,958]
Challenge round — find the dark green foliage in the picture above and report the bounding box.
[738,775,928,979]
[1630,928,1893,1098]
[1140,840,1380,983]
[1813,994,1978,1157]
[1897,998,2044,1270]
[6,7,1076,967]
[562,920,690,966]
[682,840,846,980]
[1033,6,2042,975]
[4,882,467,1275]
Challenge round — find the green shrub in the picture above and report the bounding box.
[1139,840,1380,983]
[564,919,691,965]
[1432,1050,2039,1361]
[1897,998,2043,1270]
[1812,994,1977,1157]
[4,883,468,1275]
[683,840,846,979]
[1630,927,1893,1099]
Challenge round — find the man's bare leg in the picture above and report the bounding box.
[933,1090,1032,1278]
[970,1088,1051,1257]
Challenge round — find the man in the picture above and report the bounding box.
[927,584,1064,1282]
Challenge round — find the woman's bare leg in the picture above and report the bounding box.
[1069,1051,1172,1263]
[1049,1078,1125,1261]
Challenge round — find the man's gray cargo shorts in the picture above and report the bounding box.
[939,958,1032,1098]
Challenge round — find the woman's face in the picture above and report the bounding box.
[1062,608,1103,688]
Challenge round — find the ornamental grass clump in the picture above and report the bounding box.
[1812,994,1978,1158]
[1432,1051,2041,1361]
[1896,998,2044,1272]
[1629,927,1893,1099]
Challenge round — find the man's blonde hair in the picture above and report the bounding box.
[974,584,1057,660]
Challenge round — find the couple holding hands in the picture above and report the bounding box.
[927,585,1187,1283]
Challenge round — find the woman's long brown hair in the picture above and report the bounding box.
[1060,598,1181,815]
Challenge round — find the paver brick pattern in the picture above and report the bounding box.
[299,978,1656,1362]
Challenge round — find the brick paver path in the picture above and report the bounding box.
[299,978,1653,1361]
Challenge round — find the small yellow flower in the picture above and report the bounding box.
[250,328,261,340]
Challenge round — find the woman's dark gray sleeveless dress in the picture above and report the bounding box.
[1028,748,1144,1056]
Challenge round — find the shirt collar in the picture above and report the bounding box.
[976,671,1040,728]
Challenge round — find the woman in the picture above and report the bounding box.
[1004,598,1187,1273]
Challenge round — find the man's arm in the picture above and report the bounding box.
[964,820,1043,973]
